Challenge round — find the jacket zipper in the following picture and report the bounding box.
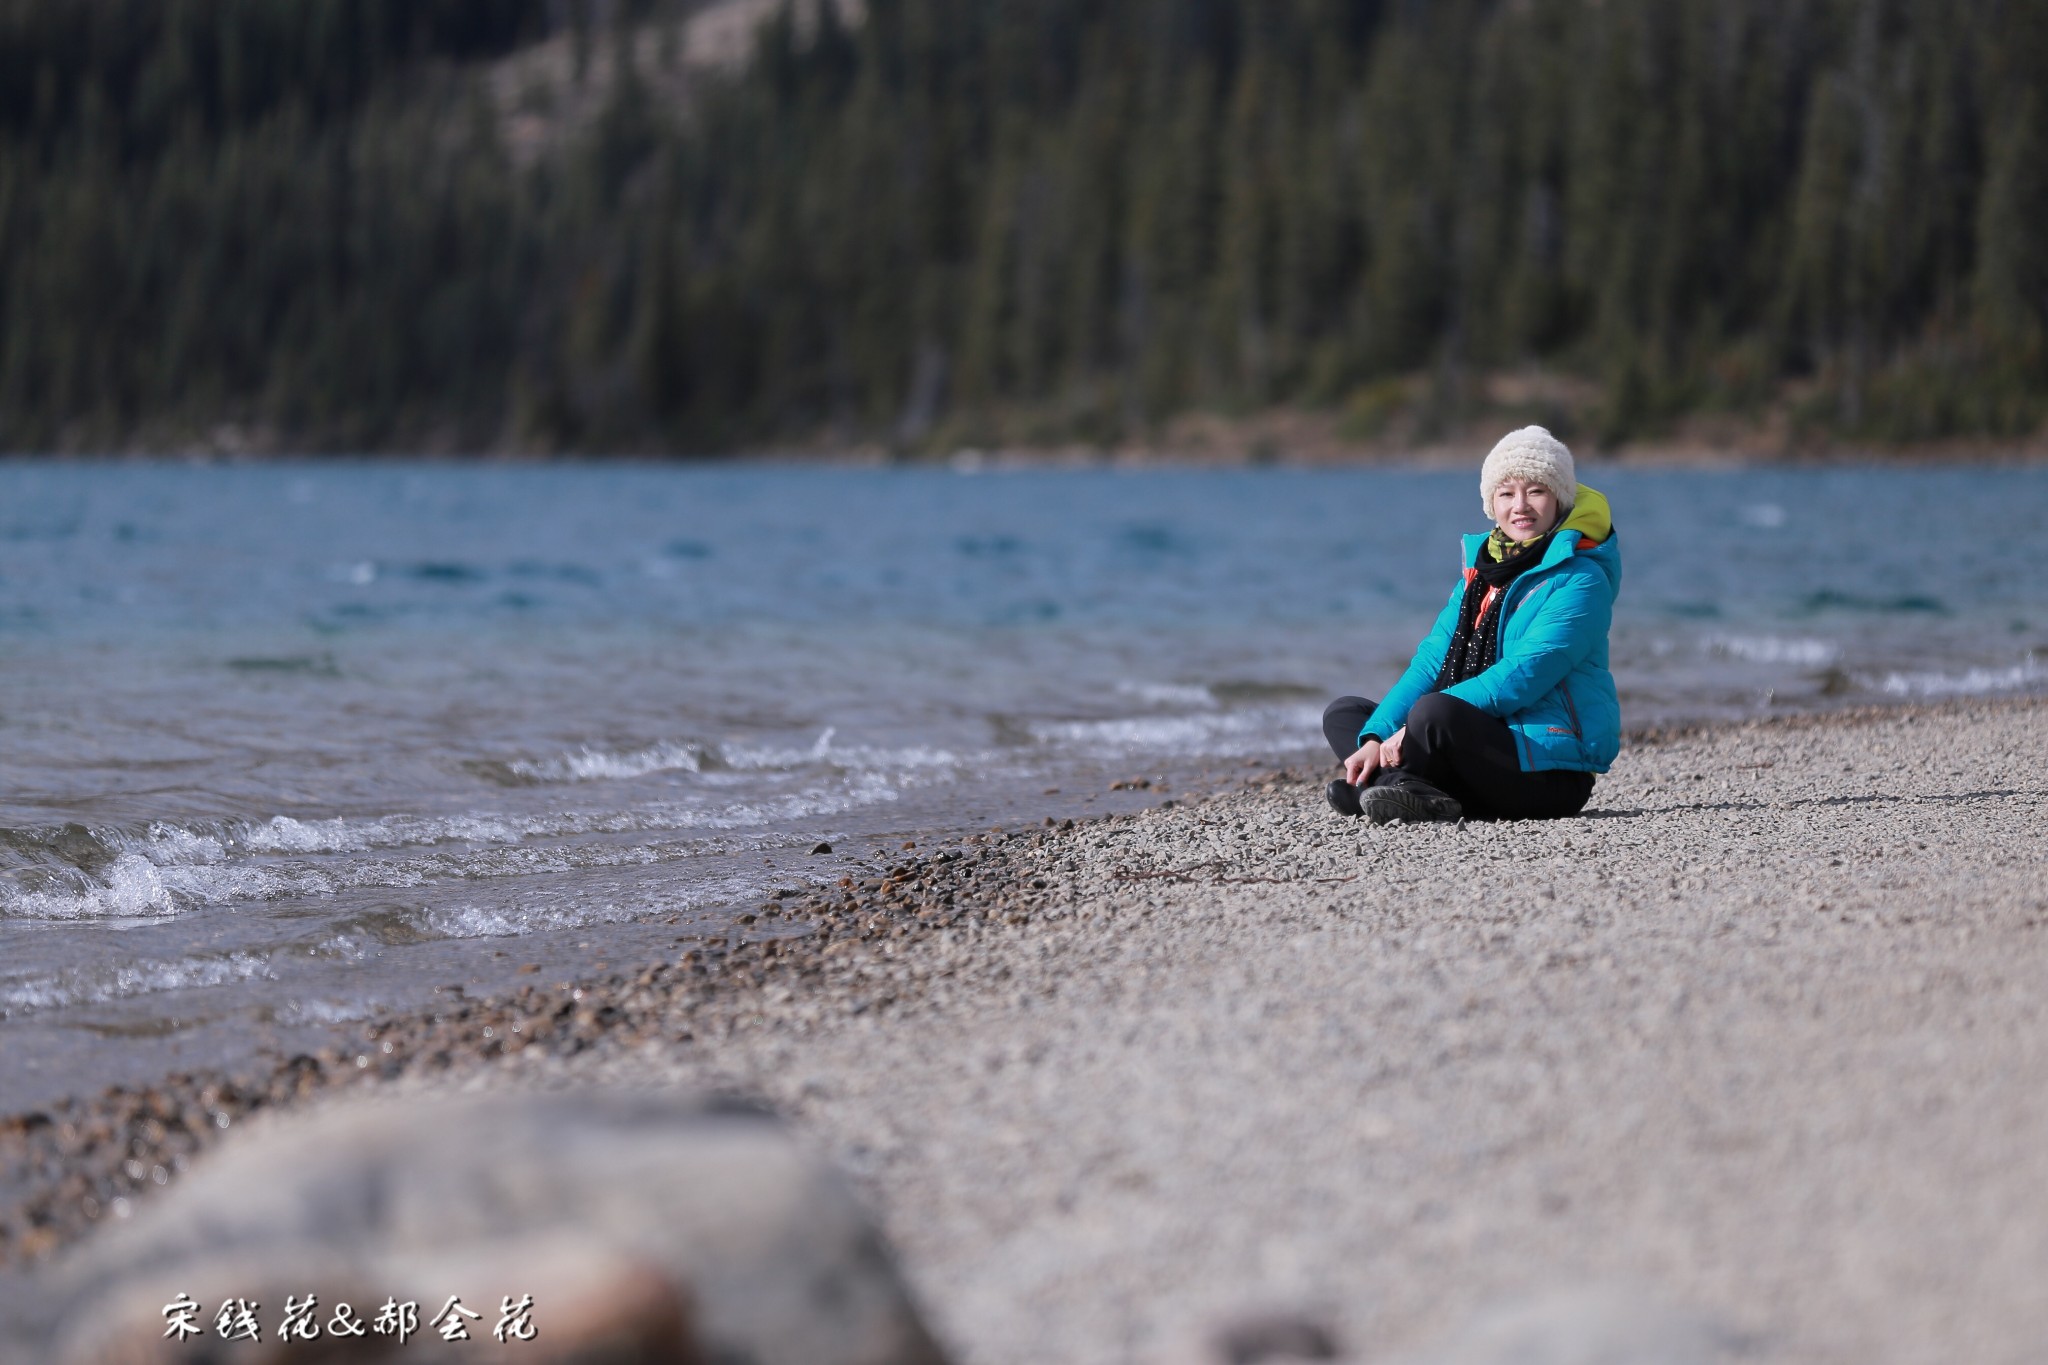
[1496,572,1541,653]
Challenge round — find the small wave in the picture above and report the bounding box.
[418,872,771,940]
[507,741,705,784]
[1115,681,1216,708]
[3,853,182,921]
[143,822,230,864]
[238,813,525,854]
[415,902,597,940]
[0,820,227,877]
[1801,589,1948,615]
[507,560,602,586]
[0,951,273,1017]
[0,820,272,920]
[10,839,643,919]
[668,773,907,830]
[1,855,405,921]
[1209,679,1326,705]
[493,728,962,779]
[277,997,383,1025]
[1867,658,2047,698]
[719,728,963,774]
[1030,704,1321,757]
[406,561,487,584]
[225,654,339,677]
[1705,635,1839,667]
[0,792,887,919]
[241,789,895,857]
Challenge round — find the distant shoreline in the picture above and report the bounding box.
[5,385,2047,469]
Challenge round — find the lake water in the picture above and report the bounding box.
[2,461,2043,1108]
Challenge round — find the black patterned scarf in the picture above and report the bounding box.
[1431,530,1556,689]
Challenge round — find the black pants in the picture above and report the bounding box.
[1322,692,1594,820]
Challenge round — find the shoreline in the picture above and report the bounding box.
[16,384,2048,470]
[5,695,2048,1360]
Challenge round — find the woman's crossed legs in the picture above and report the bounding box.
[1322,692,1592,821]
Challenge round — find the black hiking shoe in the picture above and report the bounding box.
[1361,779,1463,825]
[1324,778,1363,818]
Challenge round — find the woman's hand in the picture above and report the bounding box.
[1343,739,1381,786]
[1379,725,1407,768]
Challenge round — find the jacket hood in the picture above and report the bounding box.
[1562,485,1611,545]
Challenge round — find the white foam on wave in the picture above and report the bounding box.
[236,815,371,854]
[0,820,236,919]
[1,777,903,920]
[1115,680,1217,708]
[720,727,963,774]
[0,951,273,1017]
[1704,635,1839,666]
[239,812,526,854]
[0,818,321,920]
[664,772,907,830]
[509,741,705,783]
[1031,704,1321,757]
[418,871,774,940]
[278,997,382,1025]
[141,822,229,865]
[1,853,413,921]
[1,724,945,926]
[4,853,181,921]
[1868,657,2047,698]
[810,742,961,771]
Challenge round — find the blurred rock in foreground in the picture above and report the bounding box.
[1396,1285,1751,1365]
[34,1090,947,1365]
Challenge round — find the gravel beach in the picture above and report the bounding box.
[6,698,2047,1363]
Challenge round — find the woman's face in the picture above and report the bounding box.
[1491,478,1560,541]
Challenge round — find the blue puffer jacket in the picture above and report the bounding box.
[1359,520,1623,773]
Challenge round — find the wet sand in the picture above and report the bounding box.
[5,698,2047,1363]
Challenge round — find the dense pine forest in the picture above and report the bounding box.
[2,0,2045,454]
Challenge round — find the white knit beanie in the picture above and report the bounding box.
[1479,425,1576,514]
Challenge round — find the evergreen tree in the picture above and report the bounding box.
[0,0,2041,453]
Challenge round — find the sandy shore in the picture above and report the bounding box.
[6,699,2048,1362]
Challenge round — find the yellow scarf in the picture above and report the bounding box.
[1484,484,1613,561]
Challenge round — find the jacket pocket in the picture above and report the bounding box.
[1558,679,1584,739]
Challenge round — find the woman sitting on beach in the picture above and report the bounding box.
[1322,426,1620,824]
